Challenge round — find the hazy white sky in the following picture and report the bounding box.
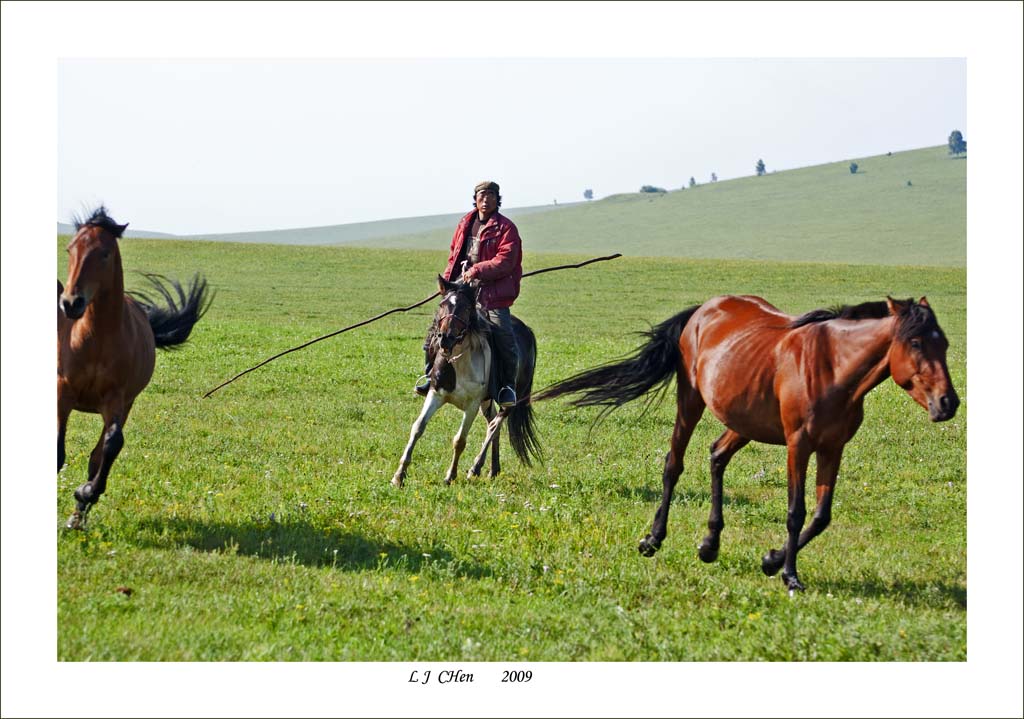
[58,57,965,235]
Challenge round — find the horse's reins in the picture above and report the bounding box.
[203,253,621,398]
[438,310,471,360]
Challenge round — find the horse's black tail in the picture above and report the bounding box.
[132,273,212,349]
[534,305,701,415]
[507,320,543,466]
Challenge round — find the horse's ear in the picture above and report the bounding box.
[437,274,452,294]
[886,296,910,316]
[918,296,930,307]
[116,223,129,238]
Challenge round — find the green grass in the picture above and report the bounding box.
[56,239,966,660]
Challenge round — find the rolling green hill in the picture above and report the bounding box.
[181,203,578,245]
[369,146,965,266]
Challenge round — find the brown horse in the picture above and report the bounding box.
[58,206,211,529]
[537,294,959,592]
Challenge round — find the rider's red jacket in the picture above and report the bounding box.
[442,210,523,310]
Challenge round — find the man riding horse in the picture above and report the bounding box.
[416,180,523,409]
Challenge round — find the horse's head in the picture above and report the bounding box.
[886,297,960,422]
[61,207,128,320]
[435,274,479,356]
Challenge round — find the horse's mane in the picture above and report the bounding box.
[788,298,939,340]
[72,205,126,238]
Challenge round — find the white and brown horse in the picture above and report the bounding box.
[392,276,541,487]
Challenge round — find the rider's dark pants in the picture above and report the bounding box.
[485,308,519,391]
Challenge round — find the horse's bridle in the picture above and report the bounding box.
[439,297,472,349]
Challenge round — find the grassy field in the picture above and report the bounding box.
[56,239,966,661]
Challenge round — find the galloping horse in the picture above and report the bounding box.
[537,294,959,591]
[58,206,211,529]
[392,276,541,487]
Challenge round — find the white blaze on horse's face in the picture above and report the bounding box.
[439,291,473,356]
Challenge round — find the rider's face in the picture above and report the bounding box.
[475,190,497,217]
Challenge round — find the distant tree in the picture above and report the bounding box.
[849,162,859,174]
[583,189,594,201]
[906,180,913,187]
[689,177,697,188]
[755,159,766,176]
[711,172,718,182]
[948,130,966,156]
[640,185,666,193]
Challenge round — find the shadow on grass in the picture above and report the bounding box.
[819,577,966,610]
[135,517,493,580]
[617,485,754,507]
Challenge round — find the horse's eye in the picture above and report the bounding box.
[910,338,922,350]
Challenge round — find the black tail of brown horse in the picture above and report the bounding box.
[132,273,212,349]
[534,306,700,415]
[507,318,542,466]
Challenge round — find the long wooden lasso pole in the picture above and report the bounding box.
[203,253,621,398]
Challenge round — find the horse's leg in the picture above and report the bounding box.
[57,395,72,472]
[639,388,705,557]
[392,393,444,487]
[67,404,126,529]
[763,436,811,591]
[468,409,507,479]
[762,444,842,576]
[444,400,480,485]
[698,430,750,563]
[489,405,501,479]
[473,401,500,478]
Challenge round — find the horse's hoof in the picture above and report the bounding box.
[638,536,660,557]
[761,549,785,576]
[781,570,804,593]
[697,538,719,563]
[65,511,85,530]
[390,475,404,488]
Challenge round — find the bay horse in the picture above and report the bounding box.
[537,294,959,592]
[58,206,211,529]
[392,276,541,487]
